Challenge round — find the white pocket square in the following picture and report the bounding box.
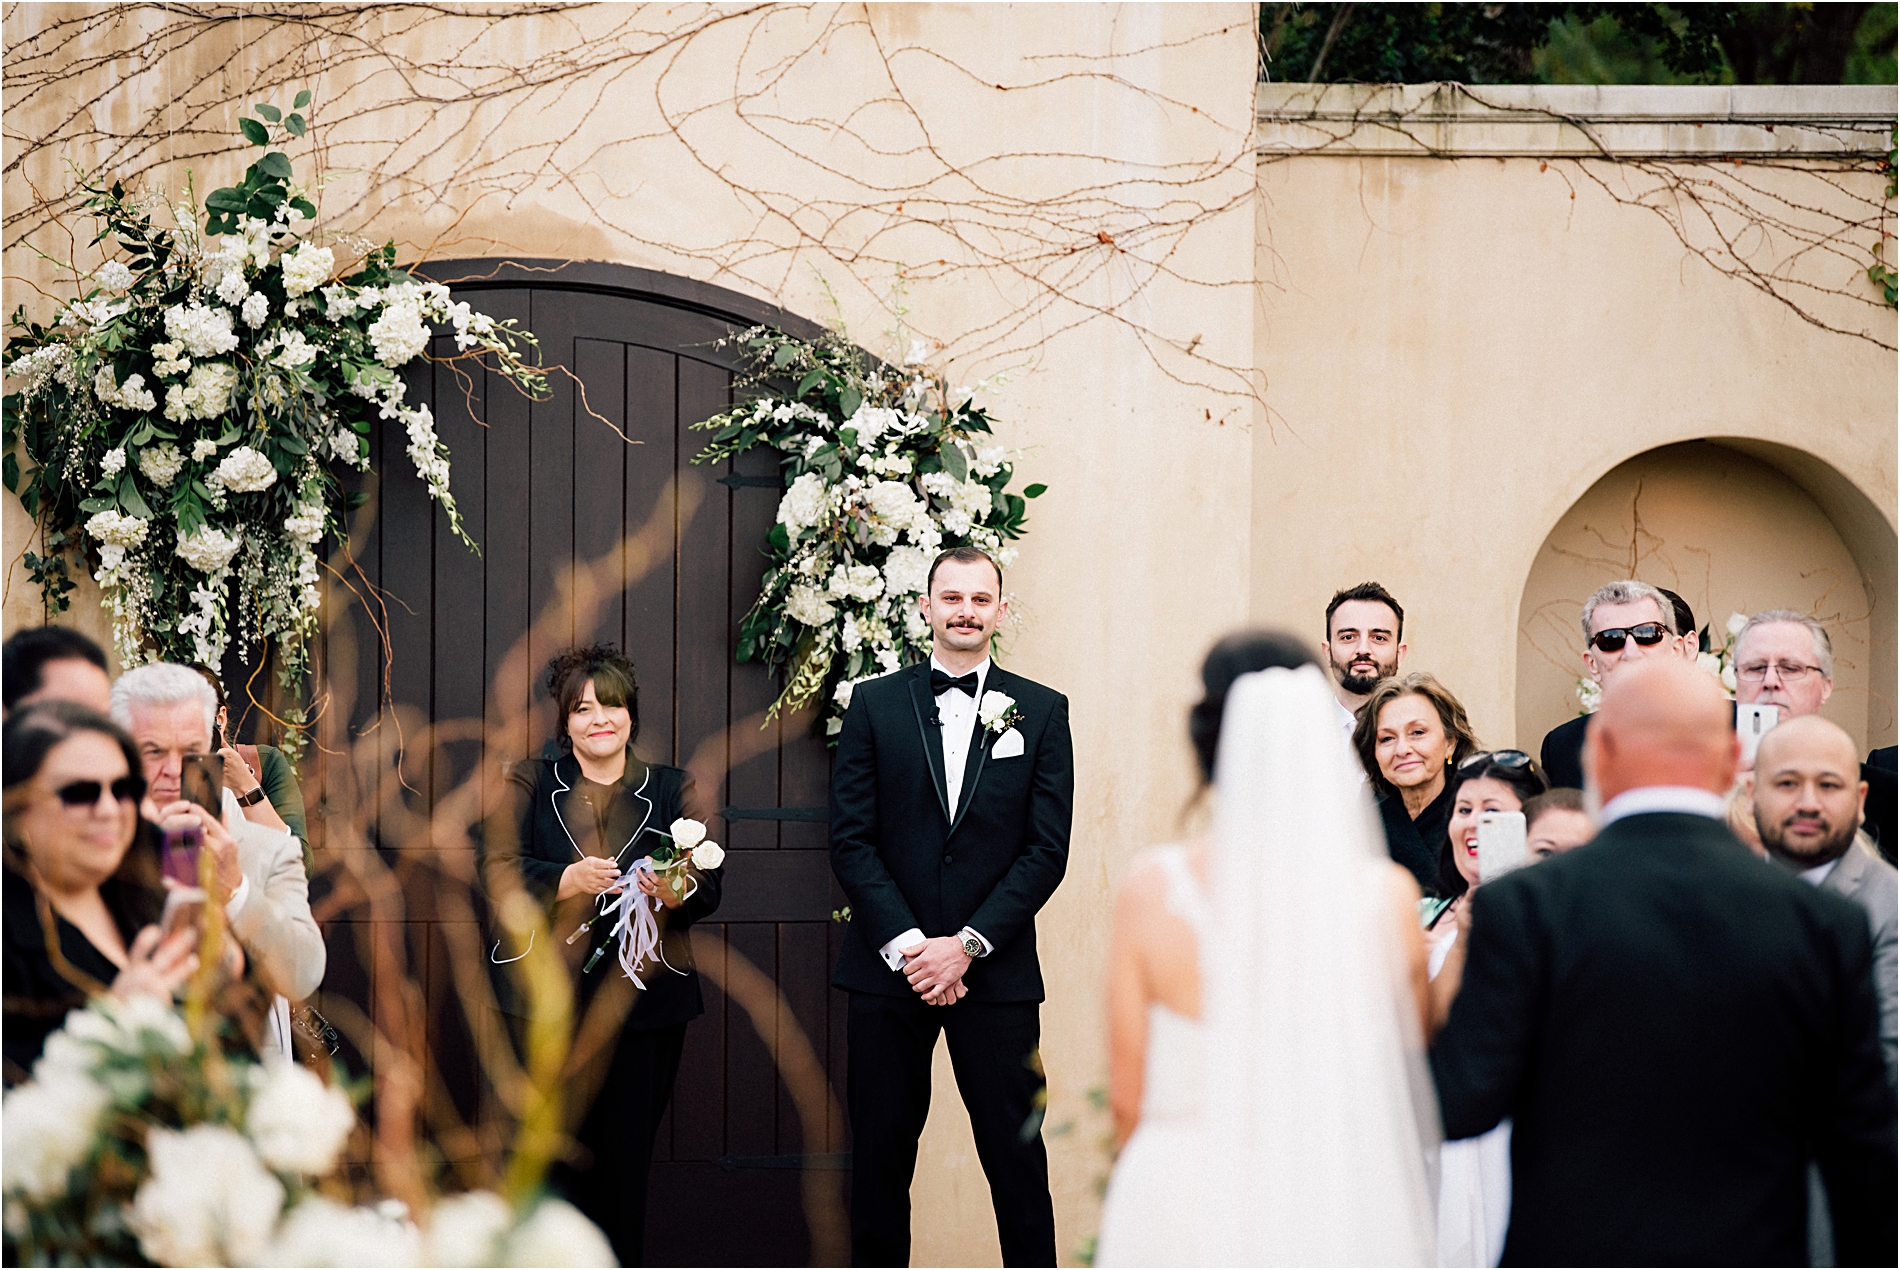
[991,727,1024,759]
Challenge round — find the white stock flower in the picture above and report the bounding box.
[263,1195,422,1267]
[94,368,158,413]
[215,268,251,308]
[972,445,1007,477]
[284,502,326,544]
[950,479,994,524]
[776,472,829,537]
[164,302,242,359]
[191,438,221,461]
[241,292,270,329]
[175,524,241,573]
[827,563,884,603]
[85,508,150,548]
[845,404,900,447]
[151,342,191,378]
[138,444,186,488]
[670,818,707,849]
[367,291,430,366]
[95,260,135,291]
[164,361,239,422]
[131,1125,284,1267]
[7,344,75,393]
[279,243,335,298]
[320,284,358,316]
[211,446,277,493]
[245,1062,356,1176]
[272,328,317,369]
[422,1191,512,1267]
[99,446,127,477]
[903,607,931,643]
[499,1198,616,1268]
[1,1069,110,1200]
[920,471,957,498]
[785,583,836,628]
[875,647,901,672]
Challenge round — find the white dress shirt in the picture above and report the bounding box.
[877,656,995,973]
[1800,857,1841,886]
[1335,696,1358,740]
[1597,785,1729,828]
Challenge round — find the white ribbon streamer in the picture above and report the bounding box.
[603,858,699,988]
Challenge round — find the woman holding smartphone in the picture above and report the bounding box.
[481,643,724,1267]
[2,702,197,1083]
[1427,750,1547,1269]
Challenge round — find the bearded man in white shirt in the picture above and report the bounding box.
[1320,582,1407,738]
[828,546,1073,1267]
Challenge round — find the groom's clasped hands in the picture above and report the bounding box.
[901,936,973,1005]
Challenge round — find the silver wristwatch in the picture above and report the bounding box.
[960,931,983,959]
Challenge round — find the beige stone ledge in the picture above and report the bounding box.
[1257,82,1897,158]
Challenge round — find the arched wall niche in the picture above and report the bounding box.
[1517,440,1897,757]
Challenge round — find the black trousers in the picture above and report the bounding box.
[551,1020,688,1267]
[847,992,1056,1267]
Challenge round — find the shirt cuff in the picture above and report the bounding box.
[960,926,993,957]
[879,927,926,971]
[224,875,252,921]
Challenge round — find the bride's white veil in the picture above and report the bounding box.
[1200,665,1440,1266]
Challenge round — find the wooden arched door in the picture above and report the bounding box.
[303,261,847,1266]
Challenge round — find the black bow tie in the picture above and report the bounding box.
[930,668,980,698]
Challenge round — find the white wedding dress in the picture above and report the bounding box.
[1096,666,1440,1267]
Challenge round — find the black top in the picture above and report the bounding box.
[3,862,163,1085]
[1376,778,1452,894]
[1863,745,1896,865]
[480,753,722,1029]
[1431,811,1897,1267]
[829,662,1074,1002]
[1538,713,1590,792]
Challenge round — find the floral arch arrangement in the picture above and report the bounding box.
[3,94,544,751]
[695,326,1046,736]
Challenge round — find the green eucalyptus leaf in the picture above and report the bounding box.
[129,421,157,446]
[255,103,282,123]
[78,496,114,514]
[941,443,968,481]
[239,117,270,146]
[294,89,312,109]
[119,481,153,519]
[772,344,797,369]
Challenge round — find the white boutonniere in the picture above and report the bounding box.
[978,690,1023,735]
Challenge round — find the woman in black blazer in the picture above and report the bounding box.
[483,643,722,1267]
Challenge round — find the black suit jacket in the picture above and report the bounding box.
[829,662,1073,1001]
[1431,811,1896,1267]
[481,753,722,1029]
[1862,746,1896,865]
[1539,713,1589,791]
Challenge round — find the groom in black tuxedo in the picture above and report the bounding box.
[830,546,1073,1267]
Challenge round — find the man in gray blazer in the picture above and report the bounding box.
[111,664,326,1004]
[1754,714,1898,1080]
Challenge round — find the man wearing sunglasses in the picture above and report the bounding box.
[1539,581,1682,791]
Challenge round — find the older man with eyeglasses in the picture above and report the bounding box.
[1734,609,1896,862]
[1539,580,1684,791]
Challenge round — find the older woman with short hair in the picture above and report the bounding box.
[3,703,197,1083]
[1352,673,1478,893]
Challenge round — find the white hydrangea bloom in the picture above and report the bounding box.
[131,1125,284,1268]
[161,302,240,358]
[95,260,135,291]
[279,243,335,298]
[138,443,186,488]
[845,404,901,447]
[950,479,994,523]
[499,1199,616,1268]
[775,472,830,538]
[866,480,923,529]
[272,328,317,369]
[99,446,127,477]
[284,502,326,544]
[211,446,277,493]
[367,291,430,366]
[264,1196,421,1268]
[882,545,930,598]
[785,583,836,628]
[422,1191,512,1267]
[244,1063,356,1176]
[175,524,241,573]
[320,284,357,317]
[919,470,957,498]
[163,361,239,422]
[240,292,270,329]
[827,562,884,602]
[85,509,150,547]
[94,368,158,413]
[215,268,251,308]
[1,1069,110,1200]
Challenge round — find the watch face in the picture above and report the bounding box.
[962,937,982,958]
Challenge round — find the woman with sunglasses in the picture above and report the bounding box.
[1427,750,1547,1269]
[2,702,198,1084]
[1352,673,1479,892]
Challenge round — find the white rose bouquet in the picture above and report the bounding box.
[646,817,726,898]
[3,91,545,759]
[694,324,1046,740]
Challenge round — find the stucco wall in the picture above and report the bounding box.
[3,5,1259,1263]
[1251,85,1897,758]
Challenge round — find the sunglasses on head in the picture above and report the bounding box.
[53,777,142,808]
[1457,749,1534,774]
[1588,624,1670,654]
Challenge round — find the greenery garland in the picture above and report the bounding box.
[2,93,546,755]
[694,326,1045,736]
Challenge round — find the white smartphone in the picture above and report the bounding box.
[1737,702,1780,764]
[1476,811,1529,883]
